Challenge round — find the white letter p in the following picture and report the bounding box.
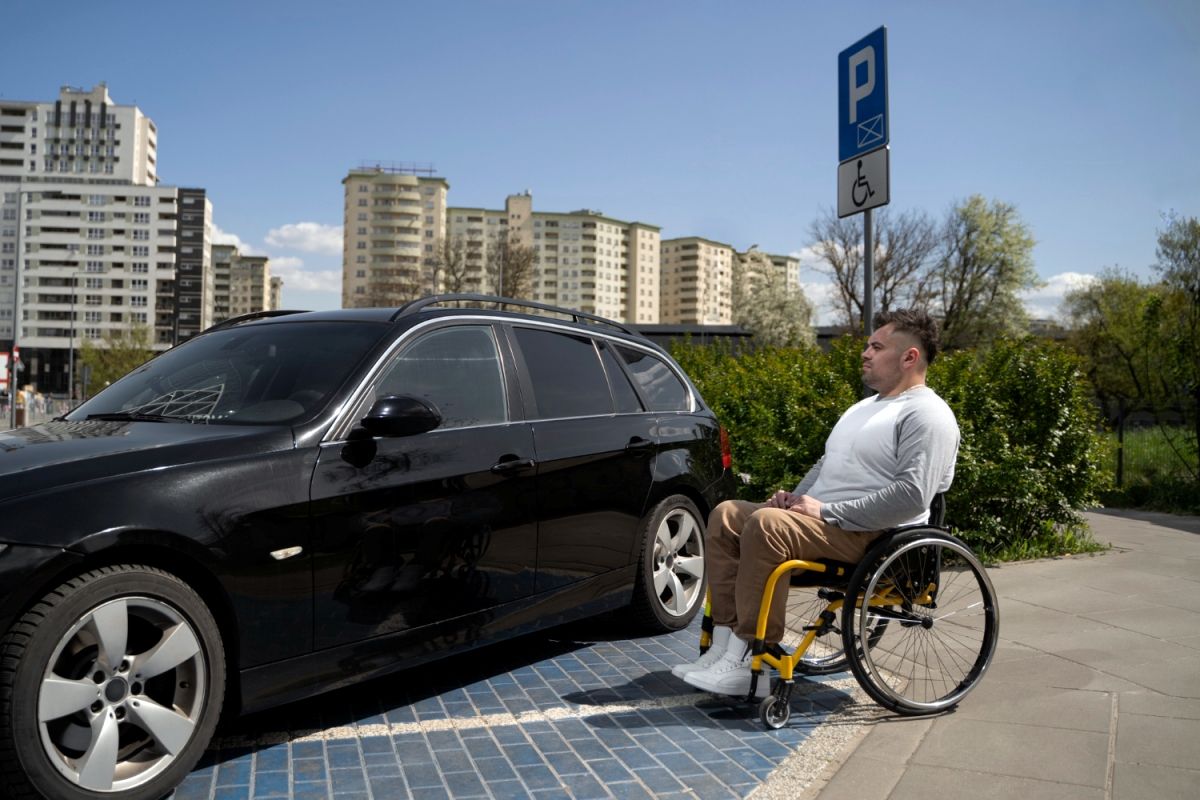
[848,46,875,124]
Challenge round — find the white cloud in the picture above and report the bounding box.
[267,256,341,294]
[265,222,343,255]
[210,224,267,256]
[210,224,248,250]
[800,280,842,326]
[1021,271,1098,320]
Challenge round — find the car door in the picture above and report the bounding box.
[309,323,539,649]
[505,325,657,593]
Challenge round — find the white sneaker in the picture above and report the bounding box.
[683,638,771,698]
[671,625,732,679]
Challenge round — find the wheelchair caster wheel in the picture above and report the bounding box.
[759,695,791,729]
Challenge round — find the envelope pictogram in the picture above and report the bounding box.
[857,114,884,149]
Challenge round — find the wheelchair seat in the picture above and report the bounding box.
[786,493,947,588]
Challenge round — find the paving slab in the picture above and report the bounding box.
[911,717,1110,787]
[889,764,1105,800]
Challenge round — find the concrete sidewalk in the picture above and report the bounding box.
[782,509,1200,800]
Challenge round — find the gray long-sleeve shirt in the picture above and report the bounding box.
[793,385,960,531]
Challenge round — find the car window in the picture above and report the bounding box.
[598,341,644,414]
[615,345,691,412]
[514,327,613,419]
[376,325,506,429]
[68,321,391,425]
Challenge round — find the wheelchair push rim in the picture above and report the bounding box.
[843,534,999,715]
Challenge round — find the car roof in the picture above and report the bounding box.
[201,295,660,351]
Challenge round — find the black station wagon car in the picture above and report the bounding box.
[0,295,735,800]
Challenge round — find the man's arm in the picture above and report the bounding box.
[766,458,824,509]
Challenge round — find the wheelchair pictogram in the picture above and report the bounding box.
[852,158,876,207]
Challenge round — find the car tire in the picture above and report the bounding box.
[0,564,225,800]
[630,495,707,632]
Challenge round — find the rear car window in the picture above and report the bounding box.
[616,345,691,412]
[598,341,644,414]
[514,327,613,419]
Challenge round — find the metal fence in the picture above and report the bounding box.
[1,395,74,430]
[1108,404,1196,488]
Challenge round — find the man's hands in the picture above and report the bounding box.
[766,490,824,520]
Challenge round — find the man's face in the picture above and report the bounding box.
[861,323,915,394]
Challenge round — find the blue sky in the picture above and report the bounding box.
[4,0,1197,321]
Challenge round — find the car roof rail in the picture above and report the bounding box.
[392,294,636,335]
[201,309,307,334]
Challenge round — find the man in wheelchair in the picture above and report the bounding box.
[674,309,961,698]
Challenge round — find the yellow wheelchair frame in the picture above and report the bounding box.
[696,521,999,729]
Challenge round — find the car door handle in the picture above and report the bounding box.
[625,437,655,454]
[491,457,536,475]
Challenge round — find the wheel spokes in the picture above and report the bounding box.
[39,676,99,722]
[134,622,200,681]
[674,554,704,581]
[76,710,121,791]
[128,697,196,755]
[87,600,129,671]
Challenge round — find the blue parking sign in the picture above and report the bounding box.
[839,26,888,163]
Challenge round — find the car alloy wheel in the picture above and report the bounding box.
[0,565,224,800]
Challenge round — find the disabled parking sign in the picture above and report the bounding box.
[837,146,889,218]
[839,26,888,163]
[837,26,890,218]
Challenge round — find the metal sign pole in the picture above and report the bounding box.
[863,207,874,336]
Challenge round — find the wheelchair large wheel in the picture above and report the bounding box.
[842,531,998,715]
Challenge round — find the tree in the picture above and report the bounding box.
[732,248,816,347]
[486,231,536,298]
[79,326,156,396]
[364,260,427,306]
[808,207,939,329]
[1153,214,1200,478]
[1061,268,1163,419]
[432,233,474,294]
[931,196,1040,350]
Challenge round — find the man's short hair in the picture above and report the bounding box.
[874,309,941,364]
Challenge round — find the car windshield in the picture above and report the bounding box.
[67,320,391,425]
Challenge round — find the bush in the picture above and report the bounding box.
[670,340,856,500]
[931,339,1109,559]
[673,336,1109,561]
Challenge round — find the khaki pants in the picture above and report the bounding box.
[706,500,880,642]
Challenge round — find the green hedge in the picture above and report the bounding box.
[672,336,1108,561]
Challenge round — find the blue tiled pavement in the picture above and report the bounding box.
[175,617,854,799]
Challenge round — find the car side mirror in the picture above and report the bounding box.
[360,395,442,437]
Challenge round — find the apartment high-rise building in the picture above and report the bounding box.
[174,187,213,341]
[341,164,449,307]
[659,237,735,324]
[210,243,277,323]
[445,194,661,323]
[0,84,213,395]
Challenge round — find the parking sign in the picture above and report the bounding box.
[839,26,888,163]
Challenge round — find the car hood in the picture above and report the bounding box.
[0,419,295,503]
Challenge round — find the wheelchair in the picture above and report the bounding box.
[696,495,1000,728]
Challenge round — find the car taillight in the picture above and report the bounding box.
[719,426,732,470]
